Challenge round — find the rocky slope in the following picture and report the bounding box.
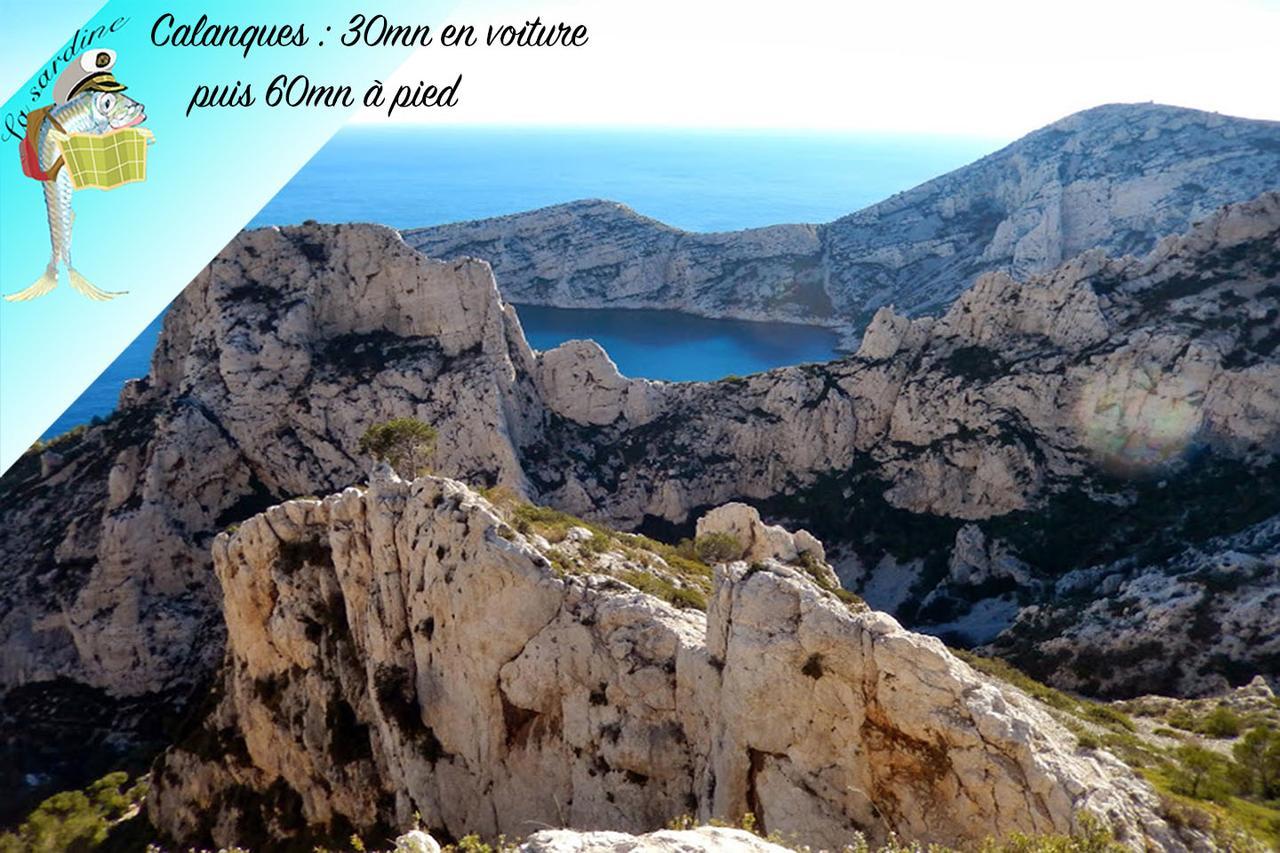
[985,516,1280,698]
[403,104,1280,338]
[2,192,1277,810]
[145,475,1198,851]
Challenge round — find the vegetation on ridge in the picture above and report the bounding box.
[955,650,1280,850]
[481,487,865,614]
[359,418,439,478]
[0,772,149,853]
[482,485,717,610]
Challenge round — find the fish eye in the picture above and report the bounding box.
[97,93,116,114]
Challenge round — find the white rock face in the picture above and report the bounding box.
[394,830,443,853]
[854,307,933,361]
[932,261,1111,350]
[404,104,1280,333]
[946,525,1031,588]
[536,340,665,426]
[146,478,1201,851]
[0,224,546,704]
[520,827,789,853]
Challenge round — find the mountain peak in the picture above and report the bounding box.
[1036,101,1280,135]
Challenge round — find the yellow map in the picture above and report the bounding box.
[51,127,155,191]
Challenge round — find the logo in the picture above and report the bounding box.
[6,49,155,302]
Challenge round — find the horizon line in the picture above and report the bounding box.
[338,120,1013,142]
[342,100,1280,139]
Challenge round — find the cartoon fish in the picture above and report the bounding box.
[6,49,147,302]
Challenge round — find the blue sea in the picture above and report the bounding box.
[44,127,1000,438]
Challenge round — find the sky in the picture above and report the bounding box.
[0,0,105,96]
[355,0,1280,136]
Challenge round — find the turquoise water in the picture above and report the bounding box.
[43,127,1000,438]
[516,305,840,381]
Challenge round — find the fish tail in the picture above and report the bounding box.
[68,267,126,302]
[4,264,58,302]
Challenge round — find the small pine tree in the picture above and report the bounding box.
[693,532,745,563]
[359,418,438,478]
[1232,726,1280,799]
[1200,706,1242,738]
[1171,745,1223,799]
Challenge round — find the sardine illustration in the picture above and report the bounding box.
[6,50,148,303]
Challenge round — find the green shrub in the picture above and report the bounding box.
[618,569,708,610]
[693,532,745,564]
[483,496,714,610]
[621,534,711,582]
[1076,733,1102,751]
[979,813,1126,852]
[951,649,1081,714]
[508,503,610,545]
[582,531,612,555]
[1201,706,1244,739]
[1168,744,1231,801]
[446,834,514,853]
[1232,726,1280,799]
[1081,704,1136,733]
[0,772,147,853]
[358,417,438,477]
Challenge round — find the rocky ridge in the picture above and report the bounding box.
[2,191,1278,810]
[145,473,1199,851]
[404,104,1280,338]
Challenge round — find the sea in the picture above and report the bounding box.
[43,126,1000,438]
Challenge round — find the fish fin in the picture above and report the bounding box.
[4,267,58,302]
[68,268,126,302]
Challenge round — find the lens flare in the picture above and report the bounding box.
[1075,363,1206,472]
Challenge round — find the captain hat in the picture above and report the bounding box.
[53,49,127,105]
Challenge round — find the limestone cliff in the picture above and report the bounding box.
[403,104,1280,334]
[146,476,1198,851]
[2,193,1277,809]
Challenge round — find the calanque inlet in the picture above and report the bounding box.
[1,103,1278,852]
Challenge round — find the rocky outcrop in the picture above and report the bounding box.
[404,104,1280,333]
[986,515,1280,698]
[519,827,789,853]
[3,193,1278,805]
[0,225,551,810]
[146,476,1199,851]
[1,224,541,702]
[695,502,826,565]
[1118,676,1279,727]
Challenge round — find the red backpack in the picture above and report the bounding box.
[19,107,62,182]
